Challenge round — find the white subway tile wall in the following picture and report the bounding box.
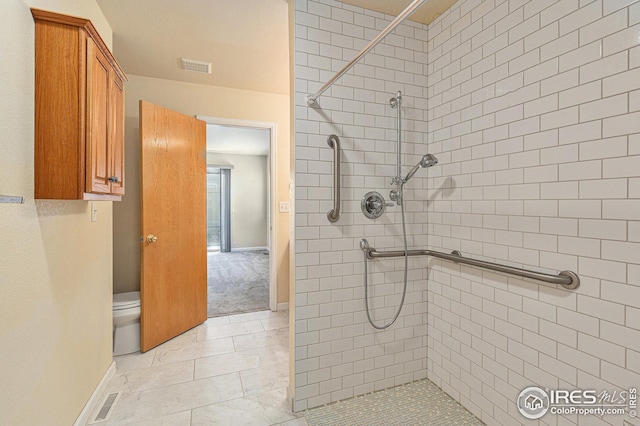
[294,0,640,423]
[427,0,640,425]
[293,0,431,412]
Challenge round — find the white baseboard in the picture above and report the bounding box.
[287,385,295,412]
[231,246,268,252]
[74,361,116,426]
[277,302,289,311]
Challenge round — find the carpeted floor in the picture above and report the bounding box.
[207,250,270,317]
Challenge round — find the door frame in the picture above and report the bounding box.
[197,115,278,312]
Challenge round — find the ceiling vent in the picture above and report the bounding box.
[180,58,212,74]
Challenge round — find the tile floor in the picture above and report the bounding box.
[98,310,307,426]
[304,379,484,426]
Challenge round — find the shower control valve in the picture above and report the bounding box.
[361,191,392,219]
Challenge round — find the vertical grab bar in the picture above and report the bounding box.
[327,134,341,223]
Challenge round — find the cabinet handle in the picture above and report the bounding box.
[146,234,158,243]
[108,176,120,183]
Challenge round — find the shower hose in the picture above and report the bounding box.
[363,181,409,330]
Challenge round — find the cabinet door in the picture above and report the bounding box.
[109,74,125,195]
[86,37,111,194]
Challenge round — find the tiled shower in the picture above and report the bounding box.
[293,0,640,424]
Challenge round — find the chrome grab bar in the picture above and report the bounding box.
[362,241,580,290]
[327,135,341,223]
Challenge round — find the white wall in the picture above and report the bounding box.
[293,0,430,411]
[427,1,640,424]
[0,0,114,424]
[294,0,640,423]
[206,153,269,249]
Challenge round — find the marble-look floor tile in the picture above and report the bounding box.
[229,309,286,324]
[196,319,264,341]
[105,360,194,394]
[103,310,292,425]
[153,327,198,351]
[228,310,274,323]
[194,350,260,379]
[153,336,235,366]
[194,346,283,380]
[240,361,289,396]
[106,372,243,425]
[232,327,289,352]
[204,315,231,326]
[272,345,289,365]
[104,410,191,426]
[114,348,157,373]
[191,388,296,426]
[261,315,289,331]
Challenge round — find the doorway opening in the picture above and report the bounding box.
[207,167,231,252]
[200,116,278,317]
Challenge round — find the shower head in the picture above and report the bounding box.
[403,154,438,183]
[421,153,439,168]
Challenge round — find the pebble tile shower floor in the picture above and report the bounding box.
[304,379,484,426]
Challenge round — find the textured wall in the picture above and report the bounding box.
[426,0,640,424]
[293,0,431,411]
[0,0,114,424]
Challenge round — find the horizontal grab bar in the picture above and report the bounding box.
[363,243,579,290]
[327,135,341,223]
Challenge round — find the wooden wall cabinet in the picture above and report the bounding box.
[32,9,127,201]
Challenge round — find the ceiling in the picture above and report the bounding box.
[206,125,270,156]
[96,0,291,95]
[341,0,458,25]
[96,0,457,96]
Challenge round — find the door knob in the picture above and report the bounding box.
[146,234,158,243]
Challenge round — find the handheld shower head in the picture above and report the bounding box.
[421,153,438,168]
[403,153,438,182]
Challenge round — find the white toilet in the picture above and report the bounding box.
[112,291,141,356]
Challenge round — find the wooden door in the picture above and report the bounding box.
[140,100,207,352]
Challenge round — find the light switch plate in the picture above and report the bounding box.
[91,202,98,222]
[279,201,290,213]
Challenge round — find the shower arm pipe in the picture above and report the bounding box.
[306,0,427,107]
[363,244,580,290]
[327,134,341,223]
